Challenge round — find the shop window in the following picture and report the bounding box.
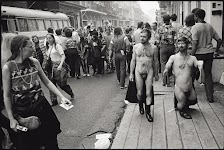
[44,20,52,29]
[17,18,29,32]
[36,19,45,31]
[27,19,38,31]
[51,20,58,30]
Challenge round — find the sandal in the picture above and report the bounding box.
[179,110,192,119]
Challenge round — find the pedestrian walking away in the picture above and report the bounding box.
[158,14,177,87]
[109,27,130,89]
[163,37,199,119]
[129,28,159,122]
[2,35,72,149]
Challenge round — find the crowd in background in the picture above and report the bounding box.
[1,7,223,149]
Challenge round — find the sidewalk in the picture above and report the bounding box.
[111,79,224,149]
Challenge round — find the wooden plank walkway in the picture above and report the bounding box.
[111,81,224,149]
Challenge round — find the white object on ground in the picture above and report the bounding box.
[96,133,112,140]
[59,103,74,110]
[94,138,110,149]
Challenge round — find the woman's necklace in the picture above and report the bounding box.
[13,60,33,88]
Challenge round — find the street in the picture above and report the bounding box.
[41,71,127,149]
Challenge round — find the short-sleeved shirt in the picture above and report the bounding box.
[158,24,176,45]
[177,26,192,49]
[191,23,220,54]
[46,44,64,62]
[150,29,159,45]
[133,28,142,44]
[172,22,183,33]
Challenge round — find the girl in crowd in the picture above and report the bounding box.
[31,35,44,66]
[2,35,72,149]
[45,33,74,106]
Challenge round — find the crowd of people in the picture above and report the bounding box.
[1,8,223,149]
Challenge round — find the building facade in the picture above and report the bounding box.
[2,1,149,29]
[158,1,223,41]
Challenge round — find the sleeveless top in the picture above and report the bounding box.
[6,58,44,113]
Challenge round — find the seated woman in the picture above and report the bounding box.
[2,35,72,149]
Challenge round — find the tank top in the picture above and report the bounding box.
[6,58,44,113]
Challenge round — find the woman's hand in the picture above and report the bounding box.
[61,97,72,105]
[10,118,19,132]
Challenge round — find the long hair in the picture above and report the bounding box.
[46,33,56,50]
[31,35,39,45]
[7,35,30,62]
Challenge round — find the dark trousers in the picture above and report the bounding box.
[92,57,102,74]
[160,44,175,84]
[115,53,127,87]
[49,65,73,103]
[67,53,80,77]
[126,52,132,74]
[195,53,214,100]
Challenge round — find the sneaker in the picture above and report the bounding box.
[120,85,127,89]
[87,74,90,77]
[83,74,87,77]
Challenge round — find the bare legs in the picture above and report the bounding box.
[174,84,197,119]
[135,69,154,122]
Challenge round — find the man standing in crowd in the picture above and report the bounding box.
[170,14,183,33]
[109,27,130,89]
[150,22,161,73]
[129,28,159,122]
[177,13,195,54]
[133,22,143,45]
[158,15,176,87]
[191,8,222,102]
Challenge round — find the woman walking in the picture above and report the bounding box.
[45,33,74,106]
[2,35,71,149]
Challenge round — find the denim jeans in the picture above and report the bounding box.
[115,53,127,87]
[160,44,175,84]
[195,53,214,101]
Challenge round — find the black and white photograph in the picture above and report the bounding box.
[1,1,224,149]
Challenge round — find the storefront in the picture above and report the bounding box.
[81,8,107,28]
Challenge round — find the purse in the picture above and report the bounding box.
[15,115,41,130]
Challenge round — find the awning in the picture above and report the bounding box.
[81,8,107,15]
